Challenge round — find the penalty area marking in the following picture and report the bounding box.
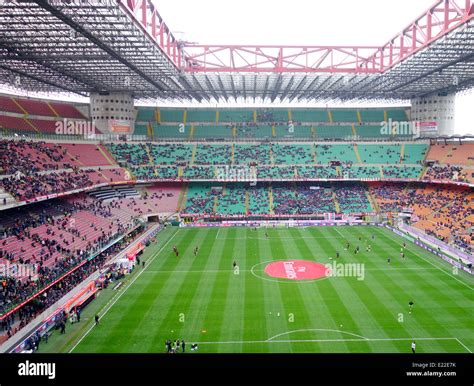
[191,336,471,352]
[266,328,369,341]
[69,229,179,353]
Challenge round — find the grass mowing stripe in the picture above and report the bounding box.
[104,228,200,352]
[68,226,473,353]
[310,227,382,352]
[374,227,474,290]
[288,227,356,352]
[316,227,412,351]
[265,229,314,353]
[70,228,179,353]
[143,228,215,352]
[372,228,473,307]
[303,227,373,352]
[200,228,237,349]
[348,226,462,353]
[242,228,270,353]
[179,228,231,345]
[216,227,246,353]
[364,229,474,347]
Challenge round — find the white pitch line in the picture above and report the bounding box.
[377,228,474,291]
[193,336,462,346]
[218,236,345,240]
[140,267,439,275]
[455,338,473,353]
[69,229,179,353]
[215,228,221,240]
[143,269,252,274]
[266,328,368,342]
[333,227,346,239]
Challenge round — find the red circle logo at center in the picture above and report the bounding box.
[264,260,329,280]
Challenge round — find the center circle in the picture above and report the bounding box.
[264,260,329,281]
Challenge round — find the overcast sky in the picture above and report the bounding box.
[156,0,435,46]
[1,0,472,134]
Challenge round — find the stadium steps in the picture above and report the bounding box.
[190,144,197,166]
[268,185,274,215]
[183,110,187,124]
[232,126,237,138]
[366,190,380,213]
[269,146,274,165]
[311,126,316,139]
[311,143,317,163]
[353,144,363,163]
[336,166,342,177]
[419,166,428,179]
[147,122,153,137]
[47,102,60,117]
[351,124,357,136]
[231,144,235,165]
[356,111,362,124]
[155,108,161,124]
[215,110,219,124]
[332,190,341,213]
[11,98,29,115]
[400,143,406,164]
[383,110,388,121]
[97,145,117,165]
[144,144,155,166]
[327,110,333,123]
[440,146,455,163]
[380,166,384,178]
[288,110,292,122]
[213,196,218,214]
[253,110,257,123]
[189,124,195,139]
[176,183,188,212]
[178,166,184,178]
[24,118,40,133]
[245,190,249,215]
[272,125,276,137]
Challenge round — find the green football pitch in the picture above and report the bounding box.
[52,225,473,354]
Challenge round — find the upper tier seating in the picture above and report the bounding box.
[426,143,474,165]
[0,96,25,114]
[194,144,231,165]
[358,144,401,164]
[402,144,428,164]
[271,144,314,164]
[315,144,358,164]
[233,144,271,165]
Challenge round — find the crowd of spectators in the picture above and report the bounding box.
[422,165,468,183]
[335,184,373,213]
[1,169,96,201]
[273,185,336,215]
[0,226,144,340]
[371,182,473,253]
[0,139,70,175]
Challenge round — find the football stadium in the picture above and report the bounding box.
[0,0,473,368]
